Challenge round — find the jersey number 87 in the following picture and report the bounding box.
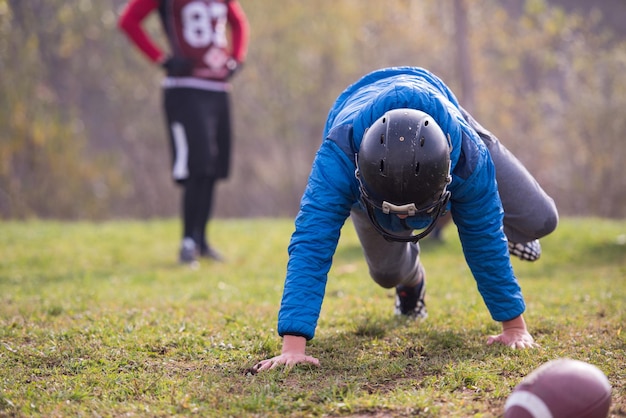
[181,1,227,49]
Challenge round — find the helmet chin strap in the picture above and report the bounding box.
[361,192,450,243]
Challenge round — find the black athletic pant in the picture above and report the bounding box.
[182,176,216,250]
[163,85,231,250]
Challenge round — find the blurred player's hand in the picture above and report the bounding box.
[226,58,242,80]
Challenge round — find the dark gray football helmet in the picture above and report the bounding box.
[355,108,452,242]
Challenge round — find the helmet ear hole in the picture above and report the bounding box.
[379,160,385,172]
[415,162,420,175]
[380,134,384,144]
[420,136,425,147]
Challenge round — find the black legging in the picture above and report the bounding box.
[182,176,216,249]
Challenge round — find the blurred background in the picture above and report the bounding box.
[1,0,625,220]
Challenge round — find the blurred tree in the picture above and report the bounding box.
[0,0,624,219]
[453,0,475,112]
[474,0,626,217]
[1,0,127,218]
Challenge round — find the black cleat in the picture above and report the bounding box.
[199,244,224,262]
[179,238,198,264]
[395,279,427,319]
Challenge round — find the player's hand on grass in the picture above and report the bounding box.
[487,329,538,349]
[252,353,320,372]
[252,335,320,373]
[487,314,539,349]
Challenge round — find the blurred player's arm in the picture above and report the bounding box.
[227,0,249,63]
[118,0,165,64]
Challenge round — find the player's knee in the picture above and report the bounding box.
[537,199,559,237]
[369,271,392,288]
[369,262,423,289]
[369,268,403,289]
[508,198,559,240]
[542,213,558,236]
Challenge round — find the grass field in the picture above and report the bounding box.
[0,217,625,417]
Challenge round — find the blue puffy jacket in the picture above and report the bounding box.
[278,67,524,340]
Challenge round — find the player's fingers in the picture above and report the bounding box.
[304,356,320,367]
[513,340,538,350]
[253,361,267,371]
[283,356,319,368]
[254,358,279,371]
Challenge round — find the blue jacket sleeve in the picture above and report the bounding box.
[277,140,360,340]
[449,135,525,322]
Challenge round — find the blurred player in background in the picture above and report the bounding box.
[119,0,249,264]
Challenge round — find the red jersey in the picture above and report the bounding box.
[118,0,249,81]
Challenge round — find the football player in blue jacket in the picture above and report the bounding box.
[254,67,558,372]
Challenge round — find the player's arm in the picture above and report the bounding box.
[453,180,537,349]
[254,140,359,372]
[226,0,249,63]
[118,0,165,64]
[451,158,524,318]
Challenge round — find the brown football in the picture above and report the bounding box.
[504,358,611,418]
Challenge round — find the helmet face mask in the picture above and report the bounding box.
[355,109,452,242]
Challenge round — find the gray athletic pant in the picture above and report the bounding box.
[351,109,559,289]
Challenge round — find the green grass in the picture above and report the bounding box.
[0,217,625,417]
